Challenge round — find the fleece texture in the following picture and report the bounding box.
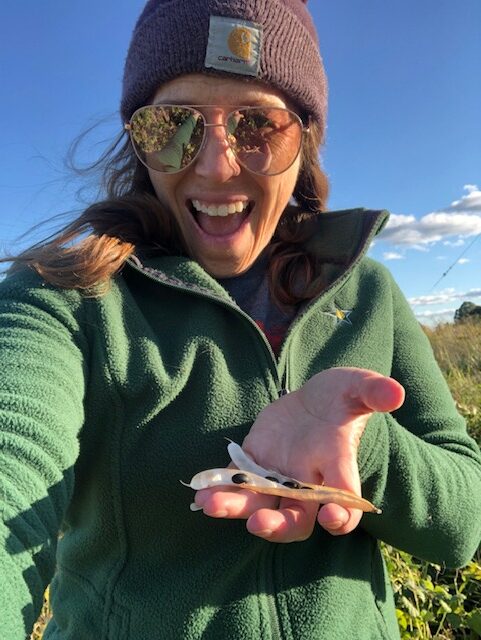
[0,208,480,640]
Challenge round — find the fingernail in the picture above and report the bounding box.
[323,520,343,530]
[250,529,273,538]
[208,510,228,518]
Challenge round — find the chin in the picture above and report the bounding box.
[197,255,253,279]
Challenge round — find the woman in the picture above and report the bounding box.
[1,1,480,639]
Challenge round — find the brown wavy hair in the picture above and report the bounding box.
[3,122,329,305]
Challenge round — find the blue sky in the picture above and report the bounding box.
[1,1,480,324]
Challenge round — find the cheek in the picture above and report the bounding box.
[148,171,182,211]
[253,179,294,245]
[261,165,299,218]
[148,171,165,202]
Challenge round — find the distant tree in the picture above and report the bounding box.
[454,301,481,323]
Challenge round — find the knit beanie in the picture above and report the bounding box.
[121,0,327,130]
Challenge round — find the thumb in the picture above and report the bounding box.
[349,369,405,415]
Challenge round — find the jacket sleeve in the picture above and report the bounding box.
[0,270,88,639]
[358,269,481,567]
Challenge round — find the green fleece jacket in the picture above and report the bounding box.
[1,209,480,640]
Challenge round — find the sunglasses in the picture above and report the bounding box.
[125,105,309,176]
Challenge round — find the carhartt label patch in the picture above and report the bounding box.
[205,15,262,77]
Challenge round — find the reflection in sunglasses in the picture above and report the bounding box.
[127,105,306,176]
[151,115,200,171]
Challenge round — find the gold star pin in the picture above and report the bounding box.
[326,306,353,325]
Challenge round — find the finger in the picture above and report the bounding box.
[316,453,363,535]
[351,369,405,414]
[195,488,279,519]
[246,499,319,543]
[317,502,361,535]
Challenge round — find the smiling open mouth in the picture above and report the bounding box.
[188,199,253,237]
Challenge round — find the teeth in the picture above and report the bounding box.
[192,200,248,217]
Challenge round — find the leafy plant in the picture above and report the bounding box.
[384,546,481,639]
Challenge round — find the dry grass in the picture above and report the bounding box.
[423,319,481,443]
[30,587,50,640]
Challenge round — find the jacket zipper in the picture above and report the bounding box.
[266,591,283,640]
[128,259,286,638]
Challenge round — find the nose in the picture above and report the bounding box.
[193,122,241,182]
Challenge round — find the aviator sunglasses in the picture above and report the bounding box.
[125,105,309,176]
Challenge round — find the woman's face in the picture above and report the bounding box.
[146,74,302,278]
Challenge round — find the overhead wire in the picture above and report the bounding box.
[430,231,481,292]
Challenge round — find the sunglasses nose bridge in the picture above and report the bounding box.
[199,121,235,154]
[202,122,230,140]
[193,119,242,180]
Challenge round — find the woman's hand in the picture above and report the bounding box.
[195,367,405,542]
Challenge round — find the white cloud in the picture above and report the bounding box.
[414,308,456,319]
[383,251,404,260]
[410,244,430,253]
[445,184,481,213]
[380,212,481,246]
[409,288,481,306]
[443,238,465,247]
[458,258,470,264]
[379,185,481,248]
[386,214,416,228]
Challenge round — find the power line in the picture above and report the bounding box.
[430,231,481,291]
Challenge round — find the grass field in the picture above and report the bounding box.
[30,319,481,639]
[389,319,481,639]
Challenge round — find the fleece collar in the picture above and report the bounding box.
[127,207,389,295]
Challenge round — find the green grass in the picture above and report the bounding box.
[30,320,481,639]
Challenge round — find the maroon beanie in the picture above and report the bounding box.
[121,0,327,129]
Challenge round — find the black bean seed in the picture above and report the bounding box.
[265,476,280,483]
[282,481,301,489]
[232,473,250,484]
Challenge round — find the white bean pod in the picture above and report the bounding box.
[226,440,297,485]
[226,440,380,512]
[183,468,280,490]
[182,466,381,514]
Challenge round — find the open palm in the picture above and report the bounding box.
[195,367,405,542]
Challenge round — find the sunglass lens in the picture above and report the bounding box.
[130,106,204,173]
[227,108,302,175]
